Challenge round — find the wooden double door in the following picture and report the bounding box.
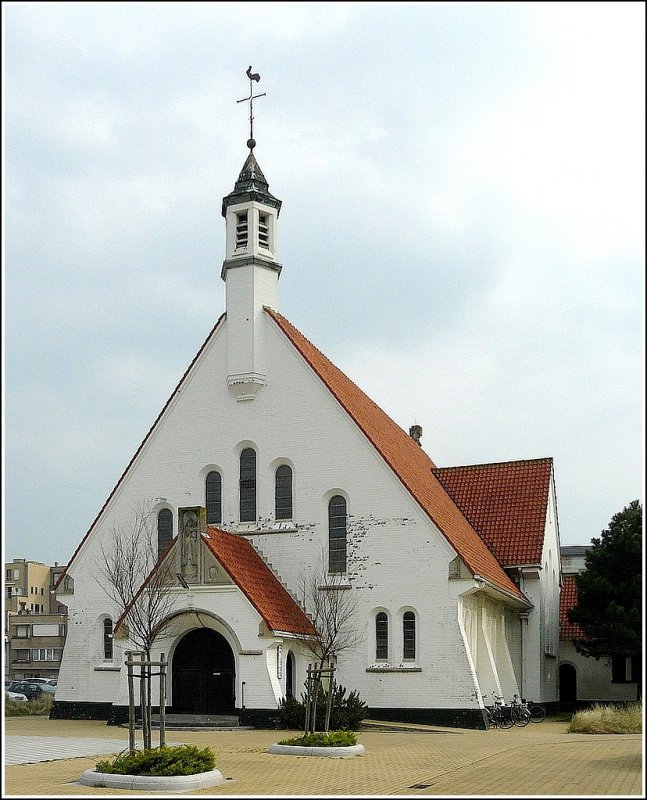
[172,628,235,714]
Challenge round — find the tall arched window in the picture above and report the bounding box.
[240,448,257,521]
[403,611,416,660]
[328,495,347,573]
[275,465,293,520]
[103,618,113,660]
[376,612,388,660]
[206,471,222,524]
[157,509,173,557]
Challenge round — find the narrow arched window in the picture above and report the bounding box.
[103,618,113,660]
[240,448,256,521]
[403,611,416,660]
[275,465,293,520]
[206,471,222,524]
[157,509,173,557]
[376,612,388,660]
[328,495,347,573]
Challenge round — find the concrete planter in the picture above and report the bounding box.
[268,743,365,758]
[79,767,226,792]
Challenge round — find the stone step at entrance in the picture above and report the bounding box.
[144,713,248,730]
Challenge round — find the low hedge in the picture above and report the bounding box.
[5,694,54,716]
[95,744,216,776]
[278,730,357,747]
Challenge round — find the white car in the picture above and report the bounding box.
[5,690,28,702]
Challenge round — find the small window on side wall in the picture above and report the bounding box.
[275,465,293,520]
[206,471,222,524]
[103,618,113,660]
[376,612,388,660]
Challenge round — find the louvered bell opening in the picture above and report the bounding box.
[258,213,270,249]
[236,211,248,249]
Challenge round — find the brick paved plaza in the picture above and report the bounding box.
[3,715,643,796]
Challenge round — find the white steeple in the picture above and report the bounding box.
[221,88,282,400]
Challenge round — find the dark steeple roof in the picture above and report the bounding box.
[221,150,282,217]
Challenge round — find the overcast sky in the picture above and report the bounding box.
[3,1,645,567]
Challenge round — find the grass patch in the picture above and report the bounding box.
[95,744,216,776]
[5,694,54,716]
[567,701,642,734]
[278,730,358,747]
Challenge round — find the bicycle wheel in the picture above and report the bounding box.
[530,704,546,722]
[496,709,514,729]
[513,707,531,727]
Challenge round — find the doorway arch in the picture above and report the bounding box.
[559,662,577,704]
[172,628,235,713]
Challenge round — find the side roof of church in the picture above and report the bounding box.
[434,458,554,567]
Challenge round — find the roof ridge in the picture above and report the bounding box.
[434,457,553,472]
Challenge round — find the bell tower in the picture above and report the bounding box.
[221,68,282,400]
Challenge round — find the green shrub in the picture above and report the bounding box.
[567,702,642,735]
[5,694,54,717]
[278,730,358,747]
[95,745,216,776]
[277,684,368,731]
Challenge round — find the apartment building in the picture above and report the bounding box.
[4,559,70,681]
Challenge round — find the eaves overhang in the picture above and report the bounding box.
[472,574,533,608]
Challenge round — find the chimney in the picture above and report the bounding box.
[409,424,422,445]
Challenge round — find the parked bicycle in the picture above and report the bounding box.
[523,698,546,722]
[482,693,514,729]
[511,694,531,727]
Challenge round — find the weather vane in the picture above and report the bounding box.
[237,66,266,150]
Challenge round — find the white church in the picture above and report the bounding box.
[52,88,562,729]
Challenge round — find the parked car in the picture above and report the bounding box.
[5,690,28,702]
[8,682,55,700]
[20,677,57,686]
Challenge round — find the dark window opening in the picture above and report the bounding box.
[103,618,113,660]
[403,611,416,659]
[275,465,293,520]
[206,471,222,525]
[157,509,173,557]
[328,495,347,573]
[376,612,388,660]
[612,655,639,683]
[240,448,257,522]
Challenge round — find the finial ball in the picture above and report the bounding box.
[247,138,256,150]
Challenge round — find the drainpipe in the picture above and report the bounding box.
[519,611,530,700]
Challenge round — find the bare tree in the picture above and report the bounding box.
[96,501,179,750]
[296,551,366,732]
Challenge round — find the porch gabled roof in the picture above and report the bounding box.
[204,526,317,636]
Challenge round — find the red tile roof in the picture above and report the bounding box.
[204,527,317,636]
[560,574,585,641]
[266,308,527,603]
[433,459,553,567]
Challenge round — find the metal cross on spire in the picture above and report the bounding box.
[237,66,266,150]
